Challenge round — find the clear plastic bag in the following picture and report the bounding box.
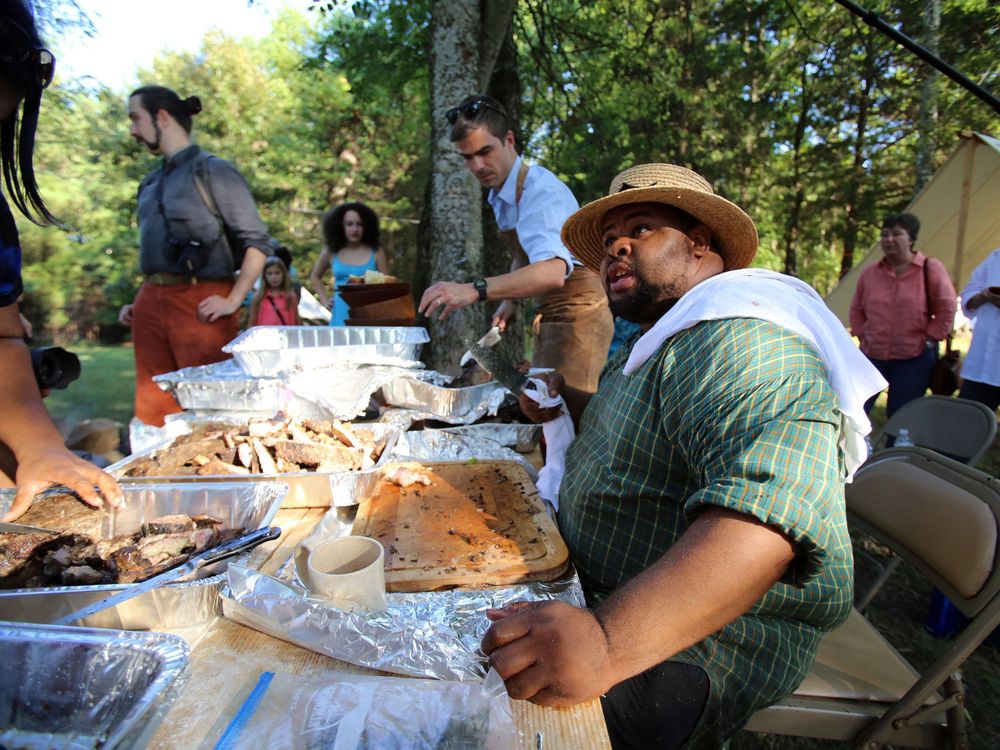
[209,668,515,750]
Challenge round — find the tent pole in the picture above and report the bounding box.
[954,136,976,290]
[834,0,1000,115]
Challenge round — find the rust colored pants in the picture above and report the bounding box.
[131,280,239,426]
[531,267,614,394]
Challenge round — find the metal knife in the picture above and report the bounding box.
[0,521,59,535]
[465,339,530,395]
[53,526,281,626]
[459,326,502,367]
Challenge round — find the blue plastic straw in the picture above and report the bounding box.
[212,671,275,750]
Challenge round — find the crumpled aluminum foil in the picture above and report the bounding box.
[380,375,509,424]
[389,430,539,482]
[285,364,426,420]
[222,562,584,683]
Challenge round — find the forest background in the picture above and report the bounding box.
[16,0,1000,368]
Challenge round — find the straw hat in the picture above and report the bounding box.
[562,163,758,273]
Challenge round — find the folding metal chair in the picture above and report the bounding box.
[744,448,1000,748]
[857,396,997,611]
[870,395,997,466]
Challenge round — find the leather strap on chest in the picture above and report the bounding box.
[499,160,531,266]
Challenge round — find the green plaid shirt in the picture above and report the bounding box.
[560,318,854,746]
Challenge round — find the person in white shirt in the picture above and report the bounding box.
[419,94,613,393]
[958,248,1000,410]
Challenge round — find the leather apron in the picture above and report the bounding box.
[499,161,613,394]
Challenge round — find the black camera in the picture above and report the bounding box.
[30,346,81,390]
[170,238,208,275]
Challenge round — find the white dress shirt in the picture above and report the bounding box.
[487,155,579,272]
[961,248,1000,387]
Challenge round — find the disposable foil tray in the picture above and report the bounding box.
[110,420,399,508]
[380,375,506,423]
[222,325,429,376]
[433,422,542,453]
[153,359,281,412]
[0,622,189,750]
[0,481,287,629]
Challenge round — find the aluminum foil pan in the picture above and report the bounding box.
[0,481,287,629]
[380,375,507,424]
[432,422,542,453]
[223,562,584,683]
[390,429,538,482]
[110,420,399,509]
[153,359,282,412]
[0,622,189,750]
[222,326,429,377]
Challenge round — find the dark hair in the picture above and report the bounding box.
[882,213,920,242]
[270,242,293,271]
[130,85,202,133]
[447,94,510,142]
[321,202,380,253]
[0,0,56,233]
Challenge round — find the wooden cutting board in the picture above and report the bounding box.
[352,460,569,592]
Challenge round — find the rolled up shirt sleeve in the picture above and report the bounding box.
[207,159,271,256]
[925,257,957,341]
[667,322,846,588]
[515,175,577,274]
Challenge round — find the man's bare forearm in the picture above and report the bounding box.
[594,506,797,682]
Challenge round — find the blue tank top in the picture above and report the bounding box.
[330,250,378,326]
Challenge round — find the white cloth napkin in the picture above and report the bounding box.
[523,377,575,512]
[622,269,887,480]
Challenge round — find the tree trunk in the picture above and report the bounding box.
[914,0,941,196]
[840,41,876,280]
[783,65,810,278]
[425,0,487,372]
[421,0,517,373]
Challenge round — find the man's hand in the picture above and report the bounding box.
[481,600,619,706]
[491,300,515,331]
[2,445,123,522]
[197,294,240,323]
[118,304,134,326]
[419,281,478,321]
[519,372,566,423]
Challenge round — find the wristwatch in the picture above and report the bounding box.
[473,278,488,302]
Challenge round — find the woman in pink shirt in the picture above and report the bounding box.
[849,213,956,416]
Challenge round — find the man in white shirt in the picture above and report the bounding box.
[959,248,1000,410]
[419,94,613,393]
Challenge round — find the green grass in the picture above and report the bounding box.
[43,343,135,426]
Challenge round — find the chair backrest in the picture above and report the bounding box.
[847,447,1000,619]
[873,395,997,466]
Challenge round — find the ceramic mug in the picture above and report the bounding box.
[294,535,388,612]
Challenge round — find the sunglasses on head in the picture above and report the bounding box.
[0,18,56,89]
[445,98,505,125]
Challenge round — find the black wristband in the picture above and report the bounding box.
[473,278,488,301]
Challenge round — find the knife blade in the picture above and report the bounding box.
[52,526,281,626]
[0,521,59,535]
[465,339,530,395]
[459,326,502,368]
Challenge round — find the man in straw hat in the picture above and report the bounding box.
[419,94,613,393]
[480,164,886,747]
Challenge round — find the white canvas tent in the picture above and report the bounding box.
[825,132,1000,324]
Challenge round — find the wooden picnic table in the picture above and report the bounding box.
[148,505,612,749]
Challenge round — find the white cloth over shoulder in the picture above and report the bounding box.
[622,269,887,480]
[522,377,574,512]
